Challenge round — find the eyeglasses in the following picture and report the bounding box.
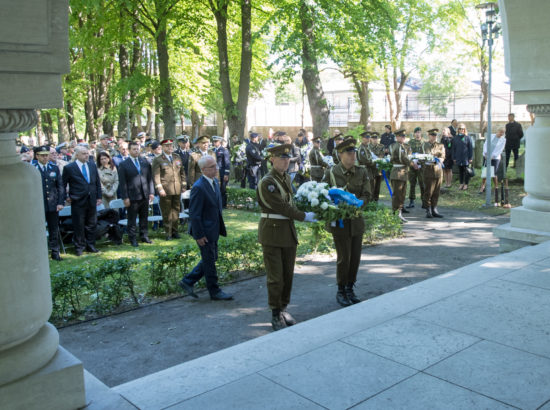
[203,164,219,169]
[458,128,466,131]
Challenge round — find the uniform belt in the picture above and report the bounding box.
[310,165,323,169]
[393,164,405,168]
[261,213,289,220]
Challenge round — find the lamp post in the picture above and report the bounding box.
[476,2,500,208]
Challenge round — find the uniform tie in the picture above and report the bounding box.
[134,157,141,173]
[81,164,89,183]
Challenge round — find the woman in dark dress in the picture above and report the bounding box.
[440,127,454,188]
[451,123,473,190]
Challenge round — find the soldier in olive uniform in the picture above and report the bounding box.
[152,139,187,240]
[187,136,214,188]
[35,145,65,261]
[323,138,371,307]
[369,132,385,201]
[407,127,426,209]
[422,129,445,218]
[390,129,412,223]
[257,143,316,331]
[331,134,344,165]
[357,132,374,182]
[308,136,327,182]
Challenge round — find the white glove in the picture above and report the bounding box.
[304,212,318,223]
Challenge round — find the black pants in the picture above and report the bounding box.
[127,198,149,240]
[45,210,60,253]
[505,147,519,168]
[458,165,471,185]
[71,196,97,251]
[219,176,228,208]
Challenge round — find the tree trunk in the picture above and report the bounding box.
[155,23,176,139]
[66,99,77,140]
[392,68,408,131]
[42,111,54,141]
[57,108,69,143]
[352,75,370,129]
[102,99,114,135]
[383,69,396,130]
[85,87,96,141]
[300,1,329,138]
[191,109,201,139]
[479,67,488,136]
[211,0,252,139]
[36,110,45,145]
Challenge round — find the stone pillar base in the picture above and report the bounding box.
[0,346,86,410]
[494,223,550,252]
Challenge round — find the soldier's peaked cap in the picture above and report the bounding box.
[395,129,406,137]
[428,128,439,135]
[336,138,357,153]
[35,145,50,155]
[267,143,292,158]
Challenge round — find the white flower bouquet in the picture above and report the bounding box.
[408,153,434,162]
[295,181,363,223]
[323,155,334,167]
[374,156,393,172]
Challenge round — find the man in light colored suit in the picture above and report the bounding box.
[178,155,233,301]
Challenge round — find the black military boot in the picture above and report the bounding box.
[281,308,297,326]
[494,188,500,207]
[271,309,287,331]
[336,287,352,307]
[397,210,408,223]
[345,284,361,304]
[426,207,433,218]
[406,199,415,208]
[431,207,443,218]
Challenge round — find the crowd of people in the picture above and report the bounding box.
[22,114,523,330]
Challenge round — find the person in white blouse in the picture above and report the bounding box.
[479,127,506,194]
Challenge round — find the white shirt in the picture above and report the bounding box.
[203,175,215,191]
[483,136,506,159]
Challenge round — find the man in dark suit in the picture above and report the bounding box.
[174,135,191,177]
[118,141,155,247]
[62,145,102,255]
[505,113,524,168]
[212,136,231,208]
[178,155,233,301]
[448,119,458,137]
[35,145,65,261]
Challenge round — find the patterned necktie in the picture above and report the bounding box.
[81,164,89,183]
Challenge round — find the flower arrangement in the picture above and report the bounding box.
[323,155,334,167]
[374,156,393,172]
[295,181,364,224]
[408,153,434,162]
[231,142,247,164]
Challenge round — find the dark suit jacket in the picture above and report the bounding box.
[62,161,102,202]
[35,162,65,212]
[118,157,155,201]
[188,176,226,243]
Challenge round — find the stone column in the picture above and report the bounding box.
[0,110,85,409]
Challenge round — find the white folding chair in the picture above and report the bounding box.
[148,196,163,224]
[109,199,128,227]
[58,206,72,253]
[179,190,190,219]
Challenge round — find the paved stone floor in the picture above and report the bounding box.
[84,240,550,409]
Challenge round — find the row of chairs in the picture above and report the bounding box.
[52,191,190,253]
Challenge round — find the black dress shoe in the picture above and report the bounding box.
[86,245,100,253]
[172,233,181,239]
[406,200,415,208]
[130,239,139,247]
[141,237,153,244]
[210,290,233,301]
[51,253,63,261]
[431,207,443,218]
[281,310,297,326]
[401,207,410,214]
[178,280,198,298]
[336,290,352,307]
[271,313,287,331]
[345,286,361,304]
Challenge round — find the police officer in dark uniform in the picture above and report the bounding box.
[175,134,191,176]
[323,138,371,307]
[245,132,263,189]
[35,145,65,261]
[212,136,231,208]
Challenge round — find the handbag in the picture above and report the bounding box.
[466,165,475,177]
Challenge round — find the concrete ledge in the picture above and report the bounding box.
[0,346,85,410]
[83,370,137,410]
[494,222,550,252]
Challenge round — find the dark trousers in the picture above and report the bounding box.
[263,245,297,310]
[45,210,60,254]
[332,233,363,287]
[408,168,425,202]
[505,147,519,168]
[458,165,472,184]
[372,174,382,201]
[127,198,149,240]
[219,177,228,208]
[71,196,97,251]
[423,174,442,208]
[391,179,407,211]
[159,195,180,237]
[247,165,261,189]
[183,241,220,296]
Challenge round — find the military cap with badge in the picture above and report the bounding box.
[336,137,358,154]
